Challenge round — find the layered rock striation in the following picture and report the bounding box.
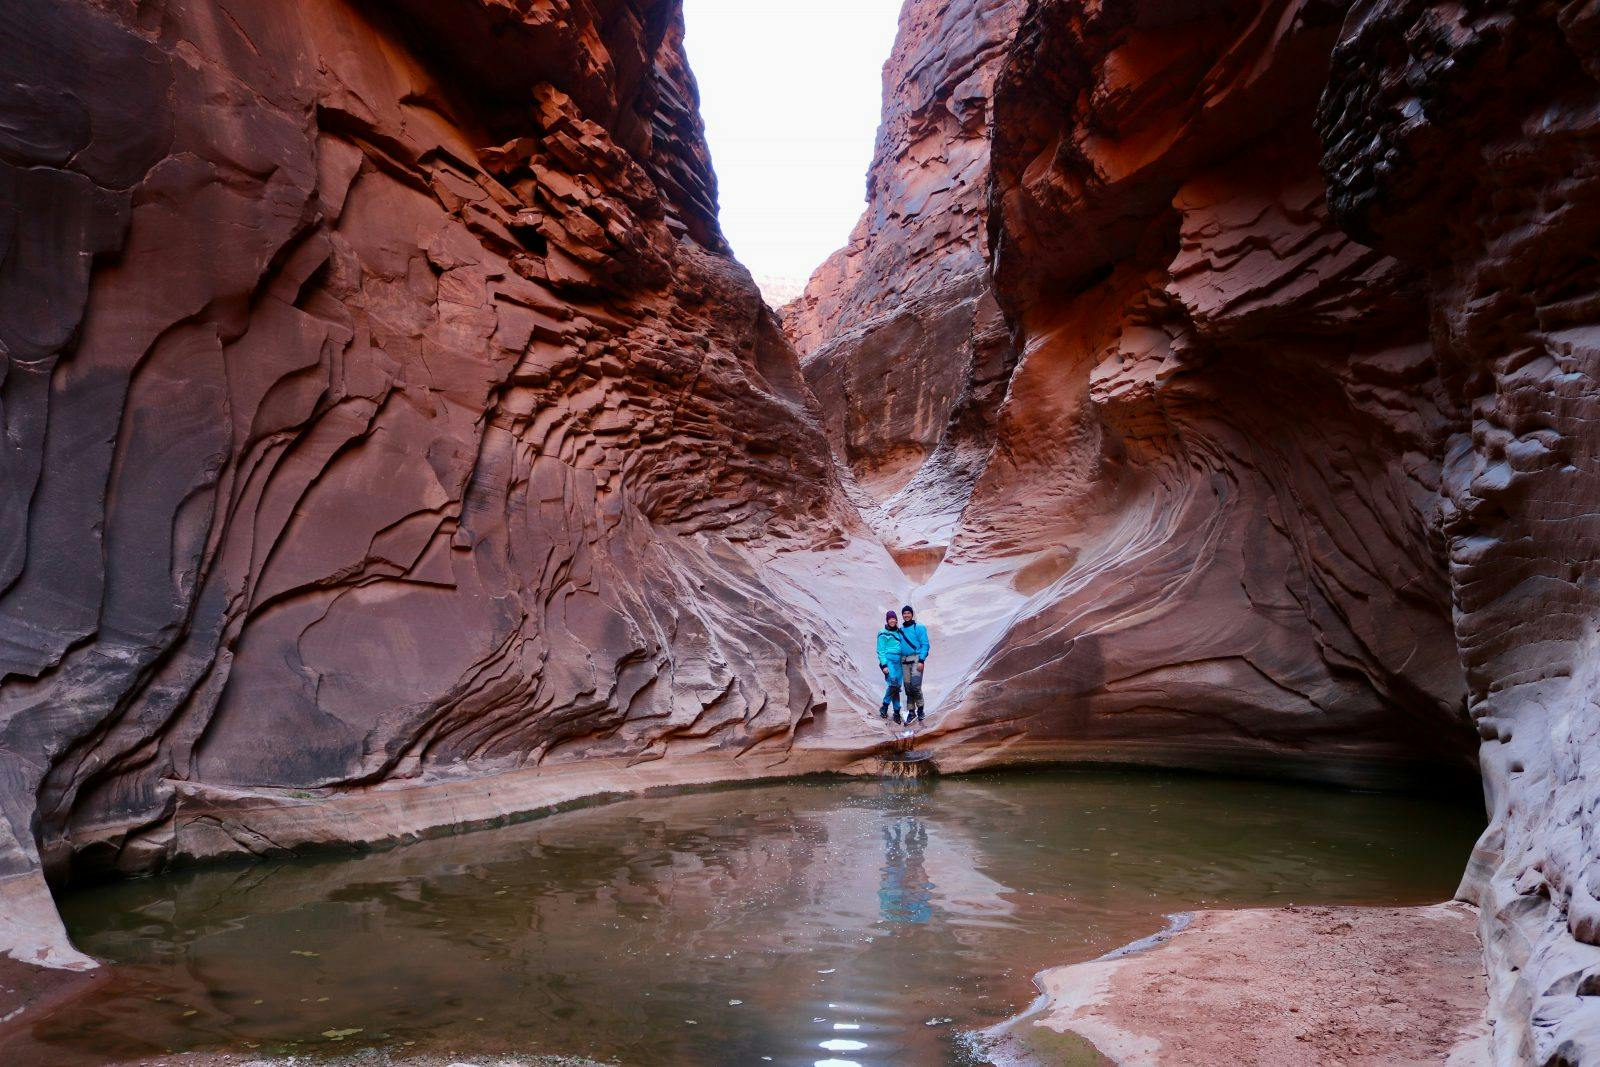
[782,0,1025,569]
[791,0,1480,781]
[795,0,1600,1058]
[8,0,1600,1060]
[934,0,1474,780]
[1317,3,1600,1060]
[0,0,894,973]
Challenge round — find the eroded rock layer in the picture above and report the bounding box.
[9,0,1600,1059]
[796,0,1600,1057]
[0,0,892,969]
[934,0,1474,781]
[782,0,1025,567]
[1317,3,1600,1060]
[939,0,1597,1059]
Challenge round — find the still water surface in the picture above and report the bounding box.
[19,771,1482,1065]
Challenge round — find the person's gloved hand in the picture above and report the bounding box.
[880,664,889,675]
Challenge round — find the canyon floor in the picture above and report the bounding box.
[987,904,1490,1065]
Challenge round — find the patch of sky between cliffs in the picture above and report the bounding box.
[681,0,903,305]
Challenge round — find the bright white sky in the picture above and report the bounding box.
[681,0,904,294]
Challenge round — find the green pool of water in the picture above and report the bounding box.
[14,770,1482,1065]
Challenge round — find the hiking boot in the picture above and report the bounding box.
[917,708,925,722]
[892,711,903,725]
[879,704,889,719]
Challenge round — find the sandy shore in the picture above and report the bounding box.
[983,903,1490,1065]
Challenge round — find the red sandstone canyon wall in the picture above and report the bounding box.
[794,0,1600,1057]
[0,0,898,972]
[8,0,1600,1059]
[782,0,1025,572]
[1318,3,1600,1060]
[792,0,1476,787]
[965,1,1600,1057]
[851,0,1587,1055]
[935,0,1474,779]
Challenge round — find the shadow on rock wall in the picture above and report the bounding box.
[0,0,890,971]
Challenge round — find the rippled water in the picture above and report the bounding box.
[14,771,1482,1065]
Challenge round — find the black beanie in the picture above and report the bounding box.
[901,604,914,614]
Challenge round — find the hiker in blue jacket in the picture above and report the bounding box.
[877,610,910,724]
[900,604,931,722]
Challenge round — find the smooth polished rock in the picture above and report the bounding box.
[0,0,888,989]
[782,0,1026,566]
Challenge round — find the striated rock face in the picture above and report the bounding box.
[1316,2,1600,1060]
[8,0,1600,1059]
[782,0,1025,568]
[832,0,1592,1058]
[783,0,1021,345]
[801,0,1599,1056]
[0,0,895,970]
[929,0,1475,783]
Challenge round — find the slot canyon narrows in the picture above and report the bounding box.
[0,0,1597,1064]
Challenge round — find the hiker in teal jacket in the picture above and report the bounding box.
[877,610,910,724]
[899,605,931,721]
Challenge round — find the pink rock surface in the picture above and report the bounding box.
[0,0,889,982]
[988,904,1489,1065]
[6,0,1600,1060]
[783,0,1026,568]
[800,0,1600,1058]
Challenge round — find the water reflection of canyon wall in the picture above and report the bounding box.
[23,775,1477,1064]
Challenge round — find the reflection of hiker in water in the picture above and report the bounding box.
[878,818,933,924]
[877,610,910,724]
[899,604,930,722]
